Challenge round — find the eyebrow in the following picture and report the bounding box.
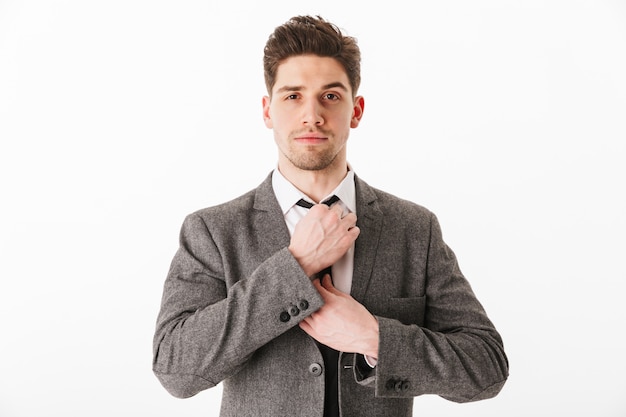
[275,82,349,94]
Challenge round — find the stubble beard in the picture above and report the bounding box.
[283,129,340,171]
[285,147,337,171]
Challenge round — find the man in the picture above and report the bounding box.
[153,15,508,417]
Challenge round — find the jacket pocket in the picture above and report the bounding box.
[385,296,426,326]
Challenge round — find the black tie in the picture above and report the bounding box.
[296,195,340,278]
[296,194,340,209]
[296,194,341,417]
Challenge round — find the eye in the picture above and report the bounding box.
[286,94,299,100]
[324,93,340,101]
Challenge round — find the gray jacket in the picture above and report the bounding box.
[153,173,509,417]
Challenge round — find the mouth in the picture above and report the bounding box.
[294,132,328,143]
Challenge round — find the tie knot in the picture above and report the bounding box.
[296,195,340,209]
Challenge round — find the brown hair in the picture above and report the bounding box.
[263,15,361,97]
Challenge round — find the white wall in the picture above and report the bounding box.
[1,1,625,416]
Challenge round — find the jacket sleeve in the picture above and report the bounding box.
[152,213,324,398]
[357,212,509,402]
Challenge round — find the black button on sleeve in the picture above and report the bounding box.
[288,305,300,316]
[298,299,309,310]
[394,380,403,393]
[279,311,291,322]
[386,379,396,391]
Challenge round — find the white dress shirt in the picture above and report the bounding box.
[272,168,378,367]
[271,168,356,295]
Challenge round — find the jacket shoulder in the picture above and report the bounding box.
[357,177,435,222]
[191,188,257,218]
[188,173,275,223]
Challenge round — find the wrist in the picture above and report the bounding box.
[363,314,379,359]
[288,245,317,277]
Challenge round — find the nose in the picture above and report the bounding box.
[302,99,323,126]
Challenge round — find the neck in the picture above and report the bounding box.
[278,160,348,203]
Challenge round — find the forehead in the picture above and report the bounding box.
[273,55,351,93]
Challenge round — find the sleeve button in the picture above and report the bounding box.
[394,381,403,393]
[386,379,396,390]
[298,299,309,310]
[279,311,291,322]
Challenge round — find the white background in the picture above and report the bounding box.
[1,1,625,416]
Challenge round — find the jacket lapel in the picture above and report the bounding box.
[351,176,383,302]
[251,172,383,302]
[252,173,292,258]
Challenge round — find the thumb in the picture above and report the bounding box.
[311,277,331,302]
[321,274,341,294]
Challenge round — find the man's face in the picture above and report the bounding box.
[263,55,364,172]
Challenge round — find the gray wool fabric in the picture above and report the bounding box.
[152,172,509,417]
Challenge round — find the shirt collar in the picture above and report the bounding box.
[272,167,357,215]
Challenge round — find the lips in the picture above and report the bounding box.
[294,131,328,142]
[297,135,326,140]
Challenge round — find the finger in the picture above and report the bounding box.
[338,225,360,247]
[317,276,333,295]
[311,278,331,301]
[330,203,344,218]
[321,274,335,290]
[321,274,344,296]
[311,277,322,289]
[347,225,360,237]
[341,212,358,227]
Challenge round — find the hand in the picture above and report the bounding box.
[288,203,360,277]
[299,275,379,358]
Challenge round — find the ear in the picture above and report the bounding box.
[350,96,365,128]
[262,96,273,129]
